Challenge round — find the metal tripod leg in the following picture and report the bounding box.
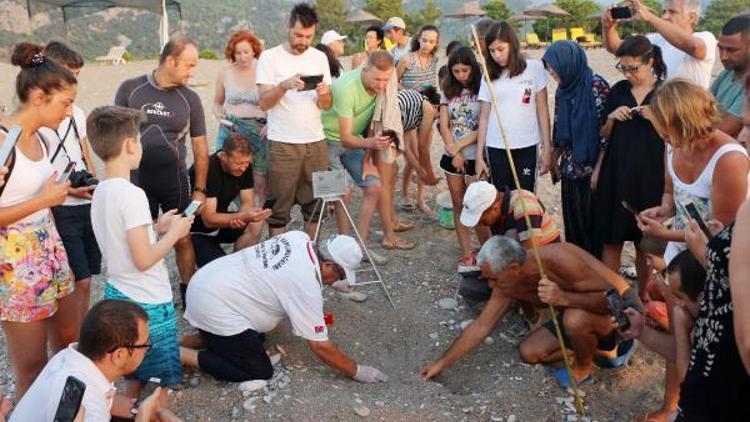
[309,197,395,309]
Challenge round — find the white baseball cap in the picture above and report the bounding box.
[321,30,348,46]
[460,181,498,228]
[382,17,406,30]
[325,235,362,286]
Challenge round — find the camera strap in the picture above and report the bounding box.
[0,124,49,200]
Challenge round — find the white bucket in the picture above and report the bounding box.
[436,191,455,230]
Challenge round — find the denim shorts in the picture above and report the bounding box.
[326,140,379,188]
[216,116,267,175]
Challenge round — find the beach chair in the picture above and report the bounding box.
[581,33,602,49]
[525,33,549,49]
[95,46,126,65]
[570,27,586,42]
[552,28,568,42]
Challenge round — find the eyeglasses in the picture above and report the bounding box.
[615,62,643,73]
[109,342,152,354]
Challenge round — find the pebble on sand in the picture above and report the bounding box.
[353,404,371,417]
[238,379,267,392]
[437,298,458,310]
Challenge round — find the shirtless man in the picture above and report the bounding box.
[422,236,642,386]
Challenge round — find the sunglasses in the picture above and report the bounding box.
[615,62,643,73]
[109,341,152,354]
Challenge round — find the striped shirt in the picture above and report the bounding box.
[397,89,424,132]
[492,187,560,245]
[400,54,438,90]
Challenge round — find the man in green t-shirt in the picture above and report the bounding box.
[321,51,395,262]
[710,15,748,139]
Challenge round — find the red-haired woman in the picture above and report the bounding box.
[213,30,268,206]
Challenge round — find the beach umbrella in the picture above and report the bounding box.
[445,2,486,38]
[510,13,536,39]
[346,9,383,25]
[524,4,570,40]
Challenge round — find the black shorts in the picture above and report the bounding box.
[52,204,101,281]
[440,154,478,177]
[134,169,191,219]
[197,328,272,382]
[542,309,617,352]
[191,229,243,268]
[486,145,537,192]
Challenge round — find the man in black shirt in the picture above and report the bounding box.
[189,133,271,267]
[114,36,209,297]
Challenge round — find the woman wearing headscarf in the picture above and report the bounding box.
[542,41,610,255]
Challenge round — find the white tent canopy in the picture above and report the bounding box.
[25,0,182,52]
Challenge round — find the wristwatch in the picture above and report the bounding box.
[193,186,206,194]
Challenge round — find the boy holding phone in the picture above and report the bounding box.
[87,106,193,397]
[188,133,272,268]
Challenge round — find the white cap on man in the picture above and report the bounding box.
[321,30,348,46]
[460,181,498,228]
[325,235,362,286]
[382,17,406,30]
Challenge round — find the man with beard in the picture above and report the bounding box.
[710,15,749,138]
[256,3,332,237]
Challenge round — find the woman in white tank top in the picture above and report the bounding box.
[0,43,79,399]
[637,80,749,265]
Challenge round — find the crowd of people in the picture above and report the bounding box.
[0,0,748,420]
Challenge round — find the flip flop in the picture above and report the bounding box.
[381,237,416,250]
[595,339,638,369]
[549,367,596,390]
[393,220,415,233]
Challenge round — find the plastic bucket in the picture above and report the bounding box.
[436,191,455,230]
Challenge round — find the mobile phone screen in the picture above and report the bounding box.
[606,290,630,331]
[57,161,76,184]
[53,376,86,422]
[0,125,21,166]
[182,200,202,217]
[131,377,161,415]
[262,197,277,210]
[684,203,711,237]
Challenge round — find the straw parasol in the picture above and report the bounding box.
[445,1,486,37]
[346,9,382,25]
[524,4,570,40]
[510,13,536,38]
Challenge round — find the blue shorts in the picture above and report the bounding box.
[216,116,268,175]
[326,140,379,188]
[103,283,182,386]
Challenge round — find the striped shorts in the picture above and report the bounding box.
[103,283,182,386]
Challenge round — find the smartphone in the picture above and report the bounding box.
[0,125,21,166]
[300,74,323,91]
[131,377,161,415]
[684,203,711,237]
[606,289,630,331]
[57,161,76,184]
[621,200,639,217]
[182,200,202,217]
[262,197,278,210]
[611,6,633,19]
[53,376,86,422]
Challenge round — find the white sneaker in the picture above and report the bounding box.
[364,250,389,266]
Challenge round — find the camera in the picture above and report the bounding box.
[68,170,99,188]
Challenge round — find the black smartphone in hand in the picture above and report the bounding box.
[684,203,711,238]
[611,6,633,19]
[53,376,86,422]
[300,74,323,91]
[606,289,631,331]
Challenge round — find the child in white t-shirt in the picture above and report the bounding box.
[475,21,552,193]
[87,106,193,394]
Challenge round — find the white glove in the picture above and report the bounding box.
[353,365,388,383]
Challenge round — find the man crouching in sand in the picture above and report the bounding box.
[422,236,642,388]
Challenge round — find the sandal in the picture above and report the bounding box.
[549,367,596,389]
[381,237,416,250]
[393,220,415,233]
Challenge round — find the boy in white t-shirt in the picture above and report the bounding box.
[603,0,717,88]
[87,106,193,393]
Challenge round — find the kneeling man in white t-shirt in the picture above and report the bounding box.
[180,231,388,384]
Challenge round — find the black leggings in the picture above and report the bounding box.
[486,145,537,192]
[197,329,273,382]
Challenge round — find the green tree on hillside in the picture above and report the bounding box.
[484,0,513,21]
[405,0,442,31]
[364,0,403,21]
[531,0,600,40]
[316,0,348,32]
[699,0,748,35]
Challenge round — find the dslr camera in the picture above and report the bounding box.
[68,169,99,188]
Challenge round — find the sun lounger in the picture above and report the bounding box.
[94,46,126,66]
[525,33,549,49]
[551,28,568,42]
